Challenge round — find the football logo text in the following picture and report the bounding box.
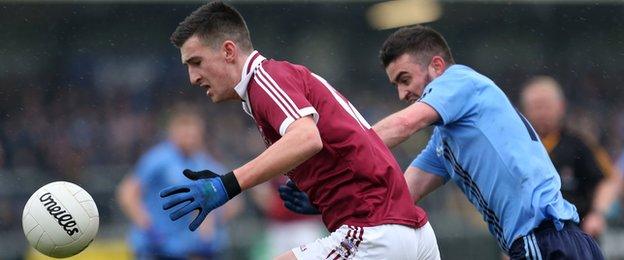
[39,192,80,236]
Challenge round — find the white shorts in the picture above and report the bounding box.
[291,222,440,260]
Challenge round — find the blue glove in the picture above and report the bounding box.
[278,180,320,215]
[160,169,241,231]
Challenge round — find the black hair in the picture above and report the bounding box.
[170,1,252,51]
[379,25,454,68]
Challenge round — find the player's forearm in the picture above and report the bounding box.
[404,167,444,204]
[117,177,151,228]
[592,175,622,215]
[234,118,322,190]
[373,114,415,148]
[373,102,439,149]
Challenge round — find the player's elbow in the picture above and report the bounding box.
[287,117,323,157]
[303,128,323,155]
[295,126,323,157]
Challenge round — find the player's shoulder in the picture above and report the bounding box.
[134,141,174,174]
[140,141,176,162]
[258,59,310,78]
[427,65,474,91]
[248,59,310,96]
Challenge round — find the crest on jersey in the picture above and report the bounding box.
[436,145,444,157]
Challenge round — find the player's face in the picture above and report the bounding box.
[385,53,435,103]
[521,85,565,136]
[180,35,239,103]
[170,120,204,155]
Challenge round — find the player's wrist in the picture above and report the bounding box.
[219,171,241,200]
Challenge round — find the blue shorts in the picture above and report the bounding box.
[509,220,603,260]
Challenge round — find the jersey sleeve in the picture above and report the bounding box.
[250,63,319,136]
[410,130,450,183]
[418,70,478,126]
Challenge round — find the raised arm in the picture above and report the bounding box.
[373,102,440,148]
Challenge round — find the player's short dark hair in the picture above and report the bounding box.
[379,25,454,68]
[170,1,253,51]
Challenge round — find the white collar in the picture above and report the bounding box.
[234,50,266,101]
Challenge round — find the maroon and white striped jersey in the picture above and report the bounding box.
[234,51,428,232]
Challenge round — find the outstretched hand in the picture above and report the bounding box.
[160,169,236,231]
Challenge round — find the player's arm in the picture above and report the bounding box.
[233,115,322,189]
[582,145,622,236]
[405,166,445,204]
[589,147,621,217]
[373,102,440,148]
[116,174,151,230]
[160,116,322,231]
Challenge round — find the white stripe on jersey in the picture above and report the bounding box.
[311,73,371,130]
[347,100,372,129]
[258,66,302,118]
[298,106,319,124]
[279,117,295,136]
[523,236,530,259]
[531,234,542,260]
[255,68,301,119]
[253,76,297,122]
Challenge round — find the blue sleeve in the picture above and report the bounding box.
[410,130,450,183]
[134,149,162,184]
[419,69,478,126]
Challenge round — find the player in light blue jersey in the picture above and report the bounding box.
[281,25,603,259]
[117,106,240,259]
[372,25,603,259]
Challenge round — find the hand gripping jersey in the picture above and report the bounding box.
[234,51,427,231]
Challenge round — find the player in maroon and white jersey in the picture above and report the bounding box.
[164,2,440,259]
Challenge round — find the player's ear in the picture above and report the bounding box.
[222,40,237,63]
[429,56,446,76]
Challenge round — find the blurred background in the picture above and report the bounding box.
[1,0,624,259]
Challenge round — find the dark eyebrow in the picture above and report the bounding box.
[183,56,200,65]
[392,71,408,84]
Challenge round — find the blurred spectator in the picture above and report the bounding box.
[521,76,622,237]
[117,105,242,259]
[250,176,324,259]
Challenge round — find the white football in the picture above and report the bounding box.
[22,181,99,258]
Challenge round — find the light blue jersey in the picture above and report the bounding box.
[410,65,579,252]
[130,141,229,257]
